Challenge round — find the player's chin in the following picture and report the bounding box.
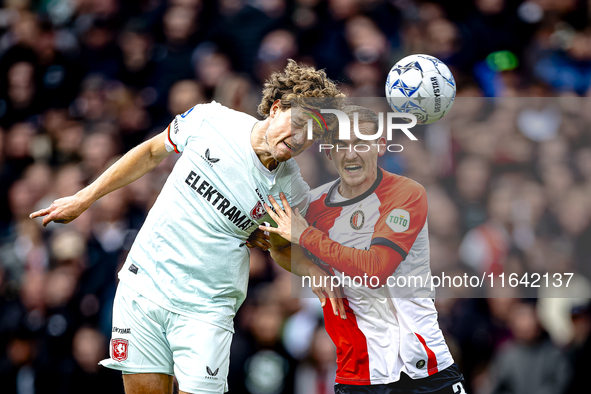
[342,171,367,185]
[277,142,307,160]
[274,151,292,162]
[274,147,298,161]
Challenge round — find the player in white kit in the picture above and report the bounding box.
[29,60,344,394]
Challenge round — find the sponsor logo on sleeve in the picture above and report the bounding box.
[386,209,410,232]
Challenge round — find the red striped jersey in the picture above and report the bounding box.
[301,168,453,385]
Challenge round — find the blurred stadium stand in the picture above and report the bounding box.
[0,1,590,393]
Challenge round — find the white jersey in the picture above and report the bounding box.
[118,102,309,332]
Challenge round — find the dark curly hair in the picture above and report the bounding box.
[257,59,344,118]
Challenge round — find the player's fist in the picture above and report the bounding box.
[307,264,346,320]
[29,194,90,227]
[246,229,271,251]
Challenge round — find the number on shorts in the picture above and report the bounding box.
[452,382,466,394]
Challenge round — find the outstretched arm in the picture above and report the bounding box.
[30,129,173,227]
[260,195,404,287]
[298,228,403,286]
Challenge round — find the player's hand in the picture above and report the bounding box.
[259,193,309,245]
[308,264,346,320]
[246,229,271,251]
[29,195,90,227]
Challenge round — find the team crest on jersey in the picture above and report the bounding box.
[251,200,267,220]
[350,210,365,230]
[111,339,128,362]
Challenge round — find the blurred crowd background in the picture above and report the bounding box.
[0,0,590,394]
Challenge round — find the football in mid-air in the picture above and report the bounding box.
[385,54,456,125]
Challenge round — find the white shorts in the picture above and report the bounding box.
[99,282,232,393]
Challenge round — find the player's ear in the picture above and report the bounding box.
[377,137,387,157]
[270,99,282,118]
[324,144,333,160]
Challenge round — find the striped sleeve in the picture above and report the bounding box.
[370,181,428,258]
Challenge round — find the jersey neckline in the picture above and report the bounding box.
[324,167,384,207]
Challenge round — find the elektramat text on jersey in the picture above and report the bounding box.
[185,170,256,231]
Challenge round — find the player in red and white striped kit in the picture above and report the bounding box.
[262,106,468,394]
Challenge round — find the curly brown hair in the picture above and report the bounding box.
[257,59,344,118]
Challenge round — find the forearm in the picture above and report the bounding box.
[77,138,168,206]
[269,230,316,277]
[299,227,403,284]
[270,232,347,319]
[270,245,292,273]
[270,244,317,277]
[30,130,172,227]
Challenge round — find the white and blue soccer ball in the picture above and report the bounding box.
[385,54,456,125]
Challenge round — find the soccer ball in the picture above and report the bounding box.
[385,54,456,125]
